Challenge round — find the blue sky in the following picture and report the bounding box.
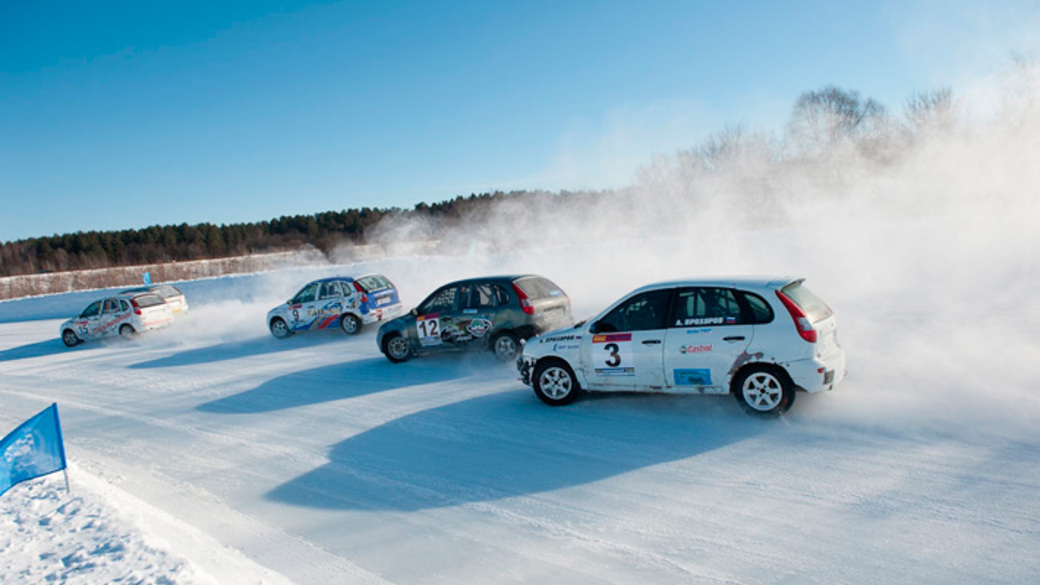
[1,0,1037,242]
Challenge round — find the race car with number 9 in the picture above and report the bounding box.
[517,277,846,416]
[267,274,405,338]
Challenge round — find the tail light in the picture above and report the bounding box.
[353,281,368,303]
[130,299,142,316]
[775,290,817,343]
[512,283,535,315]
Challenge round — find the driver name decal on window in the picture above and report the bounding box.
[592,333,634,376]
[417,314,441,346]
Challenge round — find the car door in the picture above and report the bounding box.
[454,282,498,345]
[288,282,321,331]
[313,281,345,329]
[663,287,754,394]
[75,301,103,340]
[98,298,126,338]
[413,284,460,349]
[582,288,672,390]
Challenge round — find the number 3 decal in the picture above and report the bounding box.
[604,343,621,367]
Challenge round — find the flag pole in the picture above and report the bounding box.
[63,468,70,495]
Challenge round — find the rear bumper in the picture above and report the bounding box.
[362,303,406,325]
[786,350,847,393]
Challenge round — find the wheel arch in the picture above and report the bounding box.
[534,355,586,389]
[728,361,794,395]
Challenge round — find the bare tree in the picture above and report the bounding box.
[787,86,888,155]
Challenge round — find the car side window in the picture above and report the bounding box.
[461,283,497,309]
[738,290,774,324]
[119,300,130,312]
[596,289,672,332]
[671,287,743,327]
[292,283,319,304]
[490,284,511,306]
[103,299,121,314]
[420,286,457,314]
[81,301,102,318]
[319,282,342,299]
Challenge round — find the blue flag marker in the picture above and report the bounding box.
[0,403,68,498]
[143,271,152,285]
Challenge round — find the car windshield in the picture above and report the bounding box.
[780,281,833,322]
[356,275,393,293]
[133,294,165,308]
[514,277,565,299]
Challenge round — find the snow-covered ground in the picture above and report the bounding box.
[1,206,1039,584]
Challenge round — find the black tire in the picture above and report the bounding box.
[119,324,136,339]
[340,314,362,335]
[382,333,412,363]
[270,318,292,339]
[490,331,521,361]
[732,365,795,416]
[62,329,80,347]
[533,359,580,406]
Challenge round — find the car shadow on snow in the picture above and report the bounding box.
[266,390,763,511]
[0,338,89,362]
[128,333,351,369]
[197,357,473,414]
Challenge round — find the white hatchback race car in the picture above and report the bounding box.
[267,274,406,338]
[517,277,846,416]
[121,284,189,315]
[61,293,174,347]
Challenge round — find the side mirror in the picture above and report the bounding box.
[410,308,418,317]
[588,321,599,334]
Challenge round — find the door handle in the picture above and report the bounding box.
[642,339,662,345]
[723,336,746,342]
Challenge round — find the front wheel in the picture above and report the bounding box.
[270,318,291,339]
[62,329,80,347]
[382,333,412,363]
[491,331,520,361]
[533,360,580,406]
[340,314,362,335]
[733,366,794,416]
[119,324,136,339]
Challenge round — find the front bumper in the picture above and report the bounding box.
[517,356,535,386]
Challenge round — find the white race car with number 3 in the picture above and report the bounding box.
[517,277,846,416]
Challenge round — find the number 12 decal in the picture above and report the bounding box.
[417,314,442,346]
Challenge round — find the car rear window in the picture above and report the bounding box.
[356,275,394,293]
[156,285,182,299]
[133,294,165,308]
[780,281,833,322]
[514,277,565,300]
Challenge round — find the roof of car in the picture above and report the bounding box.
[629,276,799,294]
[440,274,542,287]
[308,274,390,284]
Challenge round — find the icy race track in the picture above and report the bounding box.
[1,233,1038,585]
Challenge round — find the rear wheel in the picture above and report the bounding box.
[119,324,136,339]
[382,333,412,363]
[270,318,291,339]
[733,365,794,416]
[491,331,520,361]
[62,329,80,347]
[533,360,579,406]
[340,314,362,335]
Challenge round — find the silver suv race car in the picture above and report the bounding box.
[61,293,174,346]
[518,277,846,416]
[267,274,405,338]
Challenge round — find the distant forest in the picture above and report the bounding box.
[0,190,589,277]
[2,74,1005,279]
